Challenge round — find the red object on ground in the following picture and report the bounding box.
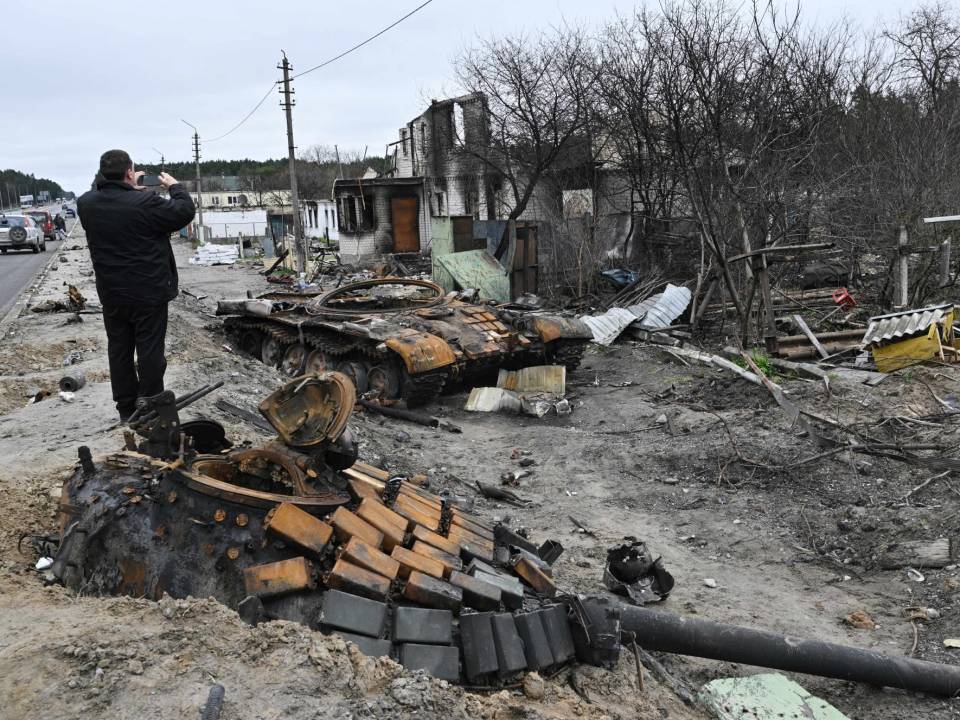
[832,287,857,308]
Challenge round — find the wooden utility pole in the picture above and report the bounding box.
[279,53,306,276]
[181,119,204,244]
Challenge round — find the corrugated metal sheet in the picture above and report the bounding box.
[862,303,953,346]
[497,365,566,395]
[635,284,692,330]
[581,307,638,346]
[464,387,523,413]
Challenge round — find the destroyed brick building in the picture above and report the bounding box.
[334,93,494,261]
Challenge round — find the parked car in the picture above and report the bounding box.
[0,215,45,253]
[64,207,76,218]
[25,209,55,241]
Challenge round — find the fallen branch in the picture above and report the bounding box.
[661,346,773,389]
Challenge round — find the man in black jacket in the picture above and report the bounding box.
[78,149,196,420]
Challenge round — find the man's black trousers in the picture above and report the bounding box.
[101,302,169,417]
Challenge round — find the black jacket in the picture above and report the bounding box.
[78,181,195,305]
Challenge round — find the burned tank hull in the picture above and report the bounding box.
[219,279,592,407]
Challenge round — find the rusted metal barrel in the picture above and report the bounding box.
[618,604,960,697]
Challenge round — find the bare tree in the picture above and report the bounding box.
[455,27,598,220]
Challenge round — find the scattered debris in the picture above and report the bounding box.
[699,673,850,720]
[58,370,86,393]
[30,285,86,313]
[843,610,876,630]
[190,244,240,266]
[603,539,674,605]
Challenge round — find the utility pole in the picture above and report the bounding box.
[152,147,165,173]
[181,119,204,244]
[279,52,306,276]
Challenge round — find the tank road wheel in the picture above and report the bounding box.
[261,336,284,367]
[335,360,368,394]
[304,349,329,375]
[367,362,402,400]
[281,343,307,377]
[239,330,264,358]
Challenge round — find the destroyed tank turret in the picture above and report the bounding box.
[218,278,592,407]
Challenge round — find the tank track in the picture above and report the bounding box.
[545,339,587,372]
[402,369,448,408]
[228,318,448,406]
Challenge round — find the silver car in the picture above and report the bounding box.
[0,214,46,253]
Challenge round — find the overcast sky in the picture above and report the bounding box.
[4,0,914,194]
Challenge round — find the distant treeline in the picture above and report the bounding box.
[0,169,66,205]
[137,158,288,179]
[138,148,385,200]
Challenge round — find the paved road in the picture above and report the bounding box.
[0,205,77,319]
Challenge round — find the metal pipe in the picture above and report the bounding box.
[618,604,960,697]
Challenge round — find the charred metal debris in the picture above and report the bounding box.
[41,373,960,695]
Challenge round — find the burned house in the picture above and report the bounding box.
[334,93,495,261]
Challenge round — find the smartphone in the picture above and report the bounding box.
[139,174,162,187]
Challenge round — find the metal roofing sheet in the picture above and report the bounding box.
[581,307,638,346]
[634,284,692,330]
[862,303,953,346]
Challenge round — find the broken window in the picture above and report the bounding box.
[339,196,358,232]
[436,192,445,216]
[360,195,375,230]
[401,129,408,157]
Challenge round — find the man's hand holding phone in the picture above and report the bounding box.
[157,172,178,189]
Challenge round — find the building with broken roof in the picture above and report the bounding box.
[334,93,495,261]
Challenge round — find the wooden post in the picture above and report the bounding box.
[941,235,952,287]
[898,224,909,307]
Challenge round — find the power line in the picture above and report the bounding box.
[194,0,436,145]
[291,0,435,80]
[206,82,277,143]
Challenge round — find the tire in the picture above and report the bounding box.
[31,245,39,254]
[8,226,27,244]
[0,249,6,254]
[41,241,46,252]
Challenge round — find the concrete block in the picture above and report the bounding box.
[393,606,453,645]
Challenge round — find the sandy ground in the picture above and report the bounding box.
[1,229,958,719]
